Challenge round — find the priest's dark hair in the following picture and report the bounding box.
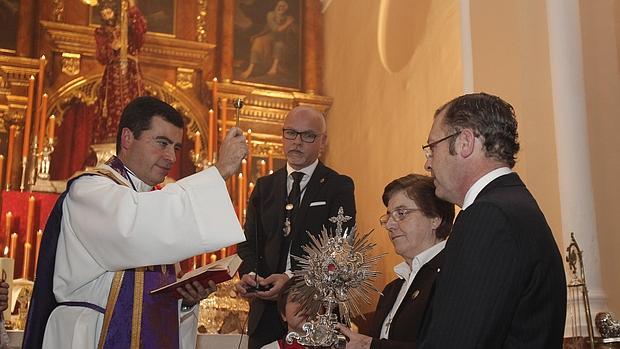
[382,174,454,240]
[116,96,184,154]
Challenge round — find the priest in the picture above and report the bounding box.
[23,96,248,349]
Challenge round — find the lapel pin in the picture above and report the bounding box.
[412,290,420,300]
[285,203,294,211]
[437,268,441,273]
[320,178,325,184]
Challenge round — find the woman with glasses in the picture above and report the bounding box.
[338,174,454,349]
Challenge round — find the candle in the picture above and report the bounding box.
[259,160,266,177]
[241,159,248,182]
[5,125,16,190]
[0,155,4,189]
[208,109,215,163]
[220,248,227,259]
[220,98,228,141]
[193,131,201,155]
[247,129,253,173]
[36,55,46,111]
[237,173,244,221]
[48,114,56,141]
[192,255,198,270]
[211,77,218,113]
[22,242,31,279]
[25,195,35,244]
[210,254,217,264]
[0,257,14,320]
[248,182,255,197]
[34,229,42,274]
[22,75,35,158]
[37,93,48,151]
[201,253,207,266]
[241,159,248,205]
[267,149,273,173]
[9,233,17,259]
[4,212,12,255]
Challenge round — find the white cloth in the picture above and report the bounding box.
[261,340,280,349]
[285,159,318,201]
[42,165,245,349]
[461,167,512,210]
[380,241,446,339]
[284,160,318,276]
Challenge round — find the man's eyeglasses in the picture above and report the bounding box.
[421,131,461,159]
[282,129,322,143]
[379,208,421,227]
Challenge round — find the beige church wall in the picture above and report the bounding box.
[322,0,463,312]
[580,0,620,317]
[469,0,563,254]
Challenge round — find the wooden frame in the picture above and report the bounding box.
[89,0,177,37]
[233,0,302,90]
[0,0,20,52]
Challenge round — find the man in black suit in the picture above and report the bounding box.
[417,93,566,348]
[236,105,356,348]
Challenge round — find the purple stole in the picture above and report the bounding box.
[97,156,181,349]
[99,266,179,348]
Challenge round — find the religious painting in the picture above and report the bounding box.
[0,0,20,52]
[234,0,302,90]
[90,0,176,36]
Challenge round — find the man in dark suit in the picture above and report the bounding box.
[236,105,356,349]
[417,93,566,348]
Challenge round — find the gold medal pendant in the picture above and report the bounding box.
[283,218,292,237]
[286,203,294,211]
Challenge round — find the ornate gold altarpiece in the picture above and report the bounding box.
[0,0,331,336]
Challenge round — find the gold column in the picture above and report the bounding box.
[220,0,235,82]
[302,0,322,94]
[16,0,36,56]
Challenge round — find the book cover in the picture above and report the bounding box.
[150,254,242,299]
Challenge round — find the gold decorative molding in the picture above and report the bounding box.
[176,68,194,90]
[48,75,208,143]
[40,20,215,70]
[0,56,39,87]
[209,81,333,161]
[0,56,39,128]
[196,0,208,42]
[53,0,65,22]
[214,81,333,127]
[61,53,81,76]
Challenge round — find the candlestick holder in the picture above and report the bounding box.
[190,149,207,171]
[19,157,28,192]
[36,137,56,181]
[27,136,40,188]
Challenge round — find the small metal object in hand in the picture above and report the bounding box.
[232,98,244,128]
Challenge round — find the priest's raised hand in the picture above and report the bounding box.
[215,127,248,179]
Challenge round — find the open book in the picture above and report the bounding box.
[150,254,242,299]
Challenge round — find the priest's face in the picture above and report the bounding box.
[282,106,327,170]
[120,116,183,186]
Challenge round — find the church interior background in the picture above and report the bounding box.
[0,0,619,347]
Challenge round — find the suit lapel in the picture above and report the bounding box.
[292,162,328,239]
[272,168,288,236]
